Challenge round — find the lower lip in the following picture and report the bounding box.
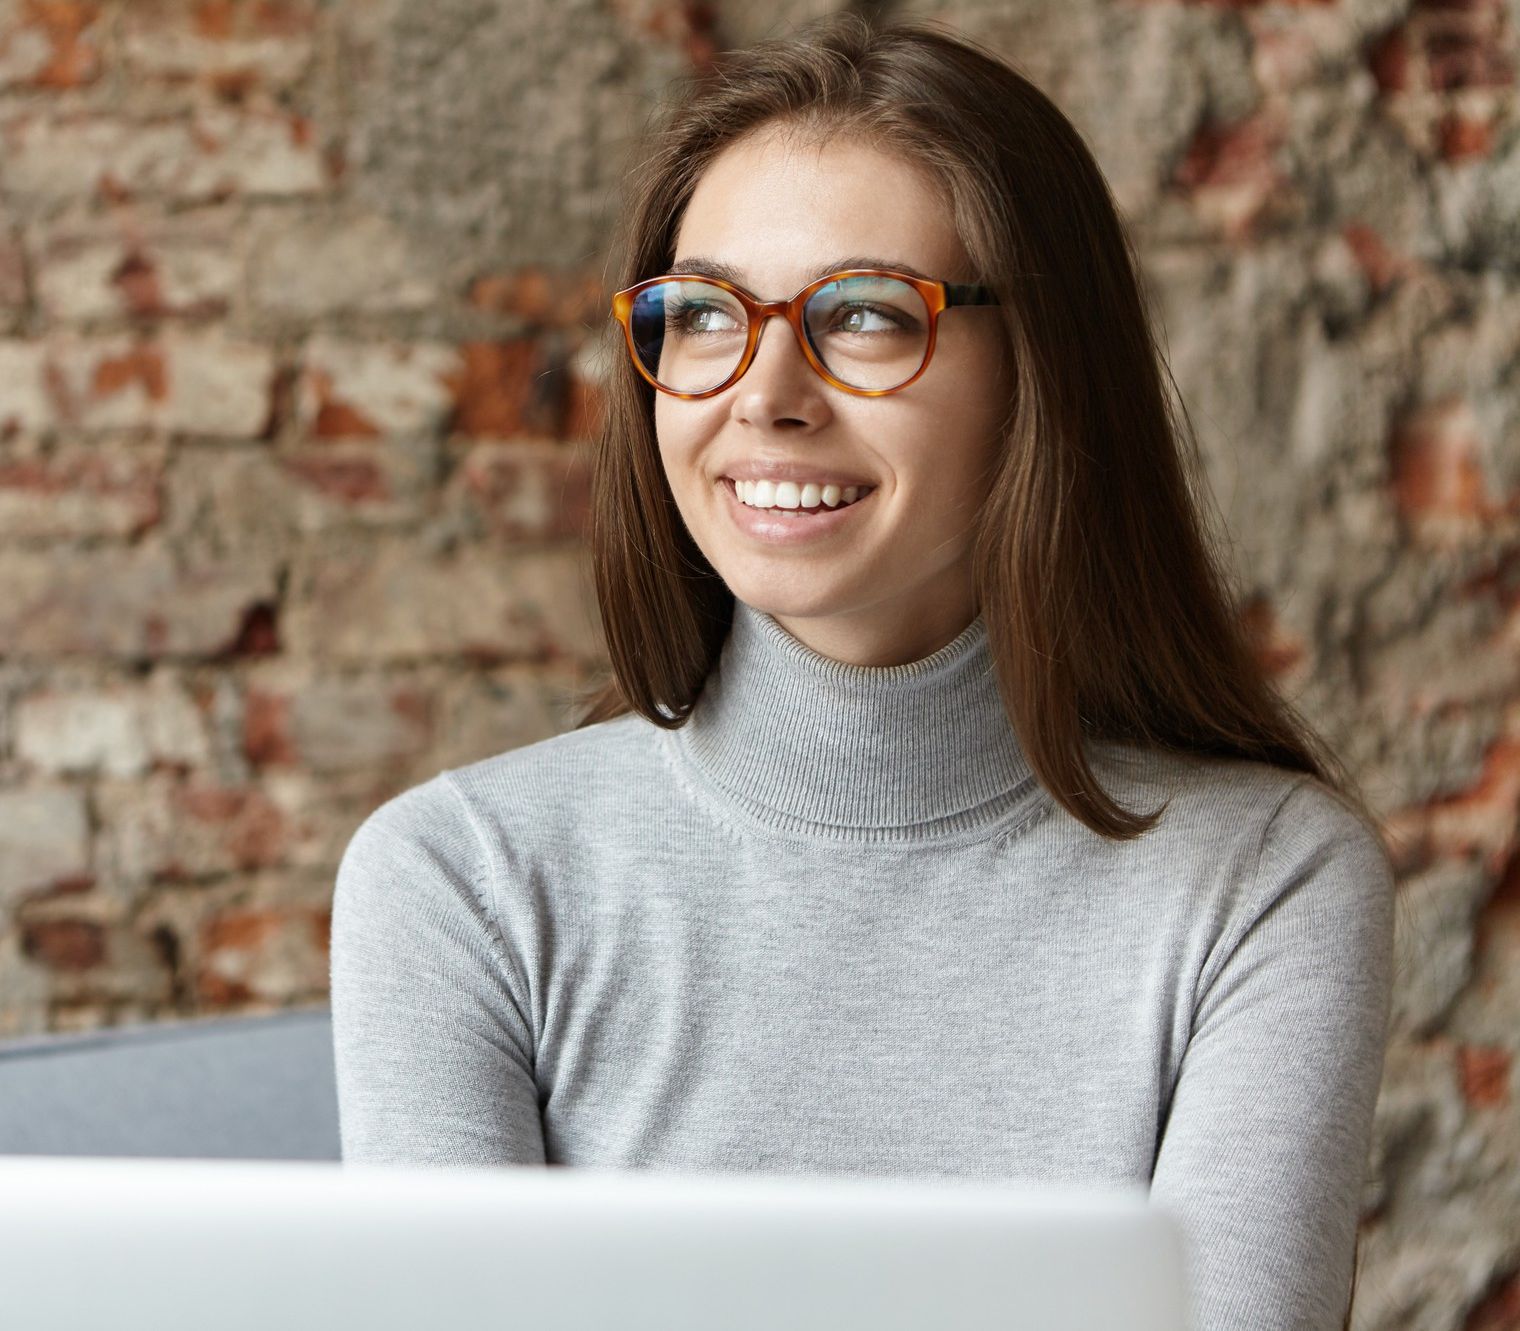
[719,478,876,544]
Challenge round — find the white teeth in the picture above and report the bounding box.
[733,478,870,511]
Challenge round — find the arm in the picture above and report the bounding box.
[1148,778,1396,1331]
[329,774,546,1166]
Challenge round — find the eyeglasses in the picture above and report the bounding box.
[610,268,1000,398]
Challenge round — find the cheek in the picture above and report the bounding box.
[653,410,696,485]
[924,363,1010,470]
[654,400,719,469]
[653,400,676,458]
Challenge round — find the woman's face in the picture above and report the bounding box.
[655,125,1013,666]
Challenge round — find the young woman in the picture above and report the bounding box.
[331,15,1399,1331]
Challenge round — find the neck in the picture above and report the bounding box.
[668,597,1042,844]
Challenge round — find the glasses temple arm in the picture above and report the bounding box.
[943,283,1000,307]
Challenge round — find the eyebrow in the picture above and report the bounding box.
[666,255,935,287]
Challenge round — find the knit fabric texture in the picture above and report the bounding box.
[330,597,1396,1331]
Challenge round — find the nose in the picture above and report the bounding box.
[735,308,820,399]
[728,313,826,430]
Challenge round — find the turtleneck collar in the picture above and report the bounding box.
[664,598,1047,844]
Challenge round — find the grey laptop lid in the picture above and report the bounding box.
[0,1155,1193,1331]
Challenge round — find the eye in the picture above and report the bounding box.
[667,299,743,335]
[828,303,913,335]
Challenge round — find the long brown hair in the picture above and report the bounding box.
[574,10,1381,845]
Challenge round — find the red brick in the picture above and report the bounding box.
[0,442,162,539]
[21,917,104,970]
[305,372,380,438]
[196,902,329,1005]
[1389,398,1497,531]
[1238,594,1307,680]
[607,0,719,68]
[24,873,94,901]
[1384,732,1520,876]
[280,440,438,525]
[280,452,388,503]
[1437,110,1497,160]
[1170,109,1288,240]
[294,337,460,440]
[1463,1267,1520,1330]
[94,771,335,890]
[1486,844,1520,917]
[310,909,330,958]
[444,339,561,440]
[1341,222,1416,293]
[0,1,103,91]
[1456,1043,1512,1108]
[1366,0,1517,161]
[0,108,326,204]
[121,0,317,93]
[0,545,279,659]
[47,332,275,438]
[467,267,604,328]
[450,440,593,542]
[1369,0,1515,94]
[92,344,168,401]
[564,333,611,444]
[241,675,434,773]
[242,688,296,766]
[0,227,25,313]
[219,601,280,657]
[1427,21,1513,91]
[34,212,240,322]
[1369,28,1412,91]
[179,782,286,869]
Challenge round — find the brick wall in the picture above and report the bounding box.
[0,0,635,1027]
[0,0,1515,1322]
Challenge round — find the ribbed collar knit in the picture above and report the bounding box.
[668,597,1044,844]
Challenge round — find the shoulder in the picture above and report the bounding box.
[1084,739,1311,857]
[442,711,661,826]
[334,711,670,943]
[1086,740,1394,923]
[1251,773,1396,940]
[335,767,485,894]
[339,713,655,867]
[1089,748,1398,1028]
[380,712,672,884]
[1155,752,1395,969]
[1090,738,1381,851]
[446,710,655,789]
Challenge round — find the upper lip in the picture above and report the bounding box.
[721,461,876,489]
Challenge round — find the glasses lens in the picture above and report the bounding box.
[627,278,748,394]
[804,275,930,391]
[626,274,933,394]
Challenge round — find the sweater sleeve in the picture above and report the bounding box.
[328,774,546,1167]
[1148,777,1396,1331]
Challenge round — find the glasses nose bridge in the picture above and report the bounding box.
[747,294,810,359]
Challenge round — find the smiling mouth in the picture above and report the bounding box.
[720,476,877,514]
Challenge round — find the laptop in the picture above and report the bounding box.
[0,1155,1193,1330]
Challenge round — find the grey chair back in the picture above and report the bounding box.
[0,1007,340,1160]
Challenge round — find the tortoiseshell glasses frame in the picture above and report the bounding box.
[609,267,1001,399]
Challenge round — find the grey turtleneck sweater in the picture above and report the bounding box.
[329,598,1395,1331]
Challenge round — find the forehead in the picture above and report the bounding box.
[671,128,969,295]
